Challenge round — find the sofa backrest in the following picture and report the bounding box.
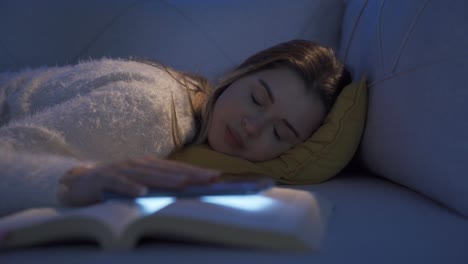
[0,0,344,81]
[340,0,468,216]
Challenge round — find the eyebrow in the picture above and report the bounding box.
[258,78,300,139]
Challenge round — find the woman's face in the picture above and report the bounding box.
[207,66,326,161]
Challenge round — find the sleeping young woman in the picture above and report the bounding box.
[0,39,350,214]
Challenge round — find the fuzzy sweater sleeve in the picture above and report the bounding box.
[0,59,197,216]
[0,147,90,216]
[0,122,95,216]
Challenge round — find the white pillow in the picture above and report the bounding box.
[84,0,345,80]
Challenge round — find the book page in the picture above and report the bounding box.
[0,201,149,241]
[61,201,146,237]
[150,188,314,232]
[124,187,333,250]
[0,208,60,237]
[0,187,332,250]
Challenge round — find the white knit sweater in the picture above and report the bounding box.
[0,59,197,216]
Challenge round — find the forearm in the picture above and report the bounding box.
[0,147,91,216]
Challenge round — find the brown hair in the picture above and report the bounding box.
[130,57,212,148]
[194,39,351,144]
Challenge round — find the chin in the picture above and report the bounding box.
[243,155,267,162]
[207,133,228,154]
[207,136,241,158]
[227,151,266,162]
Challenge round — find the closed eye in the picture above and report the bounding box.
[273,128,281,141]
[251,94,261,106]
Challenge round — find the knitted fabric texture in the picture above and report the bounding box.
[0,59,197,215]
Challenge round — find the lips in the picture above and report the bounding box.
[225,125,244,149]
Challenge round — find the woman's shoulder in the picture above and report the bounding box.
[74,58,175,82]
[63,58,192,101]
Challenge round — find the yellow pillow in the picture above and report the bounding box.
[169,76,368,184]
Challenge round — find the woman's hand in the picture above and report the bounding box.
[57,157,220,207]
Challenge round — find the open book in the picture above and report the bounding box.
[0,187,333,251]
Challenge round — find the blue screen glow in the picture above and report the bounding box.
[200,194,275,212]
[135,197,176,214]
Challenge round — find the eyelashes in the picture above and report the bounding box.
[273,128,281,141]
[251,94,260,106]
[251,93,281,142]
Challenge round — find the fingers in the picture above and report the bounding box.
[58,157,222,207]
[141,157,219,176]
[119,166,189,189]
[126,157,221,185]
[100,172,148,197]
[87,157,221,201]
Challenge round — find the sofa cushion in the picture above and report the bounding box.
[340,0,468,216]
[2,173,468,263]
[170,77,367,184]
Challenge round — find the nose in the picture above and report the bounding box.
[242,115,267,138]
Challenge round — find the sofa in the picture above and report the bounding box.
[0,0,467,263]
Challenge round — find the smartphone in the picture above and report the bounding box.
[102,176,275,200]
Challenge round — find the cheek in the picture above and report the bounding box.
[210,101,228,132]
[214,89,245,119]
[305,110,326,136]
[208,92,237,139]
[209,103,225,138]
